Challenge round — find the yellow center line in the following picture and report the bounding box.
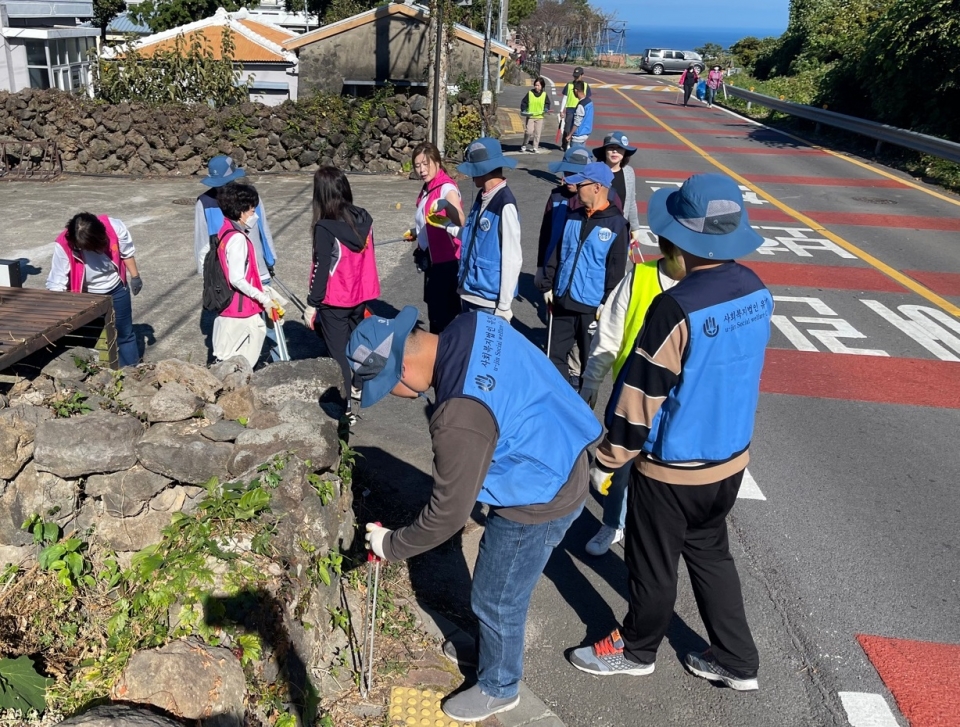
[603,84,960,318]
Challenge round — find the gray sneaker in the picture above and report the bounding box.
[442,637,478,668]
[442,684,519,721]
[585,525,624,556]
[568,629,655,676]
[684,650,759,691]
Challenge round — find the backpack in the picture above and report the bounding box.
[202,232,234,313]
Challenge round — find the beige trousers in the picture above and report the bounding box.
[523,117,545,149]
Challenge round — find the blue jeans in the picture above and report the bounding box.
[706,86,717,105]
[601,463,631,530]
[110,283,139,367]
[471,502,584,698]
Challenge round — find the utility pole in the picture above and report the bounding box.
[428,0,447,153]
[480,0,493,136]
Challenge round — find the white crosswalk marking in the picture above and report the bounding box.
[738,469,766,500]
[838,692,900,727]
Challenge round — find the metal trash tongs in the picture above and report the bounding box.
[360,523,382,698]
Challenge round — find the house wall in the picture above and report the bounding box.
[239,62,297,105]
[297,16,503,97]
[0,39,29,92]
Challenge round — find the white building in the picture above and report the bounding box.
[100,8,300,105]
[0,0,99,93]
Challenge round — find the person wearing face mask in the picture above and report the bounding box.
[349,307,600,722]
[46,212,143,367]
[211,182,281,367]
[195,156,283,361]
[706,65,724,108]
[406,142,464,333]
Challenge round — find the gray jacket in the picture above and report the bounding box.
[622,165,641,233]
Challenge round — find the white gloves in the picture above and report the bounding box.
[630,229,642,242]
[579,380,599,409]
[365,522,391,560]
[303,305,318,330]
[262,285,289,309]
[590,464,614,495]
[494,307,513,323]
[543,290,554,306]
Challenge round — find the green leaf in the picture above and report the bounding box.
[64,552,84,578]
[315,562,331,587]
[0,656,52,712]
[236,633,262,666]
[43,521,60,544]
[38,544,66,570]
[275,714,297,727]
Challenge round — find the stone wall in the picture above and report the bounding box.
[0,87,494,176]
[0,348,356,723]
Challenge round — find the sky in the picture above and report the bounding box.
[597,0,790,31]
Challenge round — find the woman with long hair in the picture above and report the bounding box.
[407,141,464,333]
[46,212,143,367]
[593,131,642,247]
[303,167,381,413]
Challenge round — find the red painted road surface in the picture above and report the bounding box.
[858,635,960,727]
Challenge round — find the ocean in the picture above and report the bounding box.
[621,27,784,55]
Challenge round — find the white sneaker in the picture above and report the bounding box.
[520,145,529,152]
[586,525,624,556]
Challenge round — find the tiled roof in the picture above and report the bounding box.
[106,11,151,34]
[101,8,297,64]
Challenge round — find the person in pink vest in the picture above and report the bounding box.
[406,141,464,333]
[212,182,281,367]
[303,167,381,418]
[46,213,142,367]
[706,65,724,108]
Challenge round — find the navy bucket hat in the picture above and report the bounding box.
[456,137,517,178]
[648,173,764,260]
[548,144,593,175]
[202,155,246,187]
[593,130,638,159]
[346,306,420,408]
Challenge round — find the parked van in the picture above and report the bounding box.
[641,49,704,75]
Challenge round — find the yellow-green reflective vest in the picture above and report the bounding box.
[612,260,665,379]
[526,90,547,119]
[565,82,588,108]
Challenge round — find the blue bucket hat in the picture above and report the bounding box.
[457,137,517,178]
[202,155,246,187]
[200,154,247,187]
[593,130,638,159]
[648,173,763,260]
[346,306,420,408]
[548,145,593,175]
[564,161,615,188]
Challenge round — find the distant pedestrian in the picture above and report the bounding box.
[593,131,643,246]
[568,173,772,692]
[539,162,629,390]
[427,138,521,322]
[560,66,590,150]
[680,63,699,106]
[520,77,551,153]
[565,81,594,147]
[303,167,381,418]
[706,65,724,107]
[210,182,281,367]
[406,142,464,334]
[195,156,282,361]
[47,213,142,367]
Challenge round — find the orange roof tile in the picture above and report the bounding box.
[238,19,296,45]
[137,27,287,63]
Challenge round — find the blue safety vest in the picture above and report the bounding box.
[554,211,625,308]
[458,185,518,303]
[642,264,773,463]
[575,98,594,137]
[439,313,601,507]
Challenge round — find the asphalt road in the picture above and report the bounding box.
[5,67,957,727]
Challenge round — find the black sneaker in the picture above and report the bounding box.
[684,650,758,691]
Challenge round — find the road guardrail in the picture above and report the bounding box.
[723,85,960,165]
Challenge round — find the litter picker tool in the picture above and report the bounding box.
[545,303,554,355]
[269,307,291,362]
[360,524,383,698]
[269,276,306,315]
[555,112,565,146]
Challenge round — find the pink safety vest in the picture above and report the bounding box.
[216,219,265,319]
[417,168,462,265]
[54,215,125,293]
[318,227,381,308]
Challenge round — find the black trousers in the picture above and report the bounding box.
[683,85,695,105]
[423,259,461,333]
[622,467,759,676]
[546,306,594,386]
[316,302,366,400]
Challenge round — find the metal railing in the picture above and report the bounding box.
[521,56,542,79]
[723,85,960,165]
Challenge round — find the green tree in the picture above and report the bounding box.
[131,0,243,33]
[508,0,537,27]
[729,36,778,72]
[95,28,249,105]
[93,0,126,40]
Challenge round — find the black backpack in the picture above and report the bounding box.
[201,232,234,314]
